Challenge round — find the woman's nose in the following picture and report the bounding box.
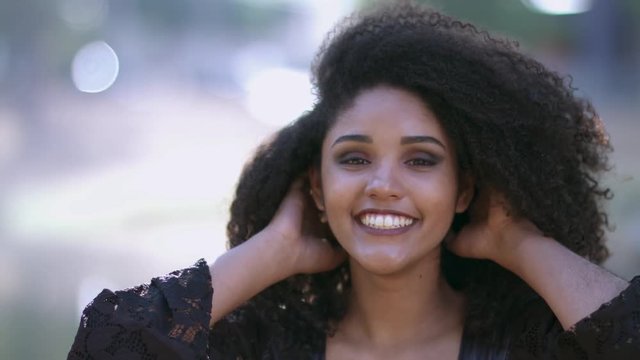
[364,163,403,200]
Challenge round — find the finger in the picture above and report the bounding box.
[278,179,306,214]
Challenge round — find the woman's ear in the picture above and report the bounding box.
[308,167,325,211]
[455,173,475,213]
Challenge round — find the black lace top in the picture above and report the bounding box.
[68,259,640,359]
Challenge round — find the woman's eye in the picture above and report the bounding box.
[405,157,437,167]
[339,157,370,165]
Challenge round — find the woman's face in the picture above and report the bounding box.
[311,85,472,275]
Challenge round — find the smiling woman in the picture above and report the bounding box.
[68,2,640,360]
[310,86,471,280]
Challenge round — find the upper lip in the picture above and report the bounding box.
[355,208,417,219]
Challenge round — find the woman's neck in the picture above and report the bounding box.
[334,253,465,352]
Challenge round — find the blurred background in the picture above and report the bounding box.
[0,0,639,358]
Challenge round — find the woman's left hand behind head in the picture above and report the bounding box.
[446,188,543,264]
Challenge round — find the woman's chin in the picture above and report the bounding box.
[349,251,414,276]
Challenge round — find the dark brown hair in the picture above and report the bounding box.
[225,1,612,352]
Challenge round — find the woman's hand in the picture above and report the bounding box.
[264,179,347,276]
[446,187,629,330]
[210,179,345,325]
[446,188,542,265]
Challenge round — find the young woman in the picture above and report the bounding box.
[68,3,639,359]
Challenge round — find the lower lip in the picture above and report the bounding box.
[355,217,417,236]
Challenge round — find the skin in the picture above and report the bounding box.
[209,85,629,359]
[310,86,473,276]
[310,86,473,358]
[311,87,472,359]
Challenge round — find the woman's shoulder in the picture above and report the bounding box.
[508,275,640,359]
[68,259,213,359]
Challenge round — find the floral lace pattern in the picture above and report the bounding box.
[68,259,212,360]
[509,276,640,359]
[68,260,639,359]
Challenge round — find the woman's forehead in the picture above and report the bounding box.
[326,86,450,145]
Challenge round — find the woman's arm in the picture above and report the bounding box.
[491,226,629,330]
[68,180,344,359]
[209,230,296,325]
[447,190,629,330]
[210,180,346,326]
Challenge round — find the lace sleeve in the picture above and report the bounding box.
[554,275,640,359]
[510,276,640,359]
[67,259,213,360]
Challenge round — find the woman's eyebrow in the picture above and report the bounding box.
[331,134,445,150]
[331,134,372,147]
[401,136,446,150]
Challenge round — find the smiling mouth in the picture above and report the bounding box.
[359,213,415,230]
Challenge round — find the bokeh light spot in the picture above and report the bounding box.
[521,0,593,15]
[245,67,315,127]
[71,41,119,93]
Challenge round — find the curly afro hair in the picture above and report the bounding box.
[224,1,612,351]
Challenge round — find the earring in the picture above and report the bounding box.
[319,211,327,223]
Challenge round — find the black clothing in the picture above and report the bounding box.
[68,259,640,359]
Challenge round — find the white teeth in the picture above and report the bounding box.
[359,213,415,230]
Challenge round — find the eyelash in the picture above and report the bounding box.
[405,158,438,167]
[338,155,438,167]
[339,156,370,166]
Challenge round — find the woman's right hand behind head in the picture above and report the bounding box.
[263,178,347,276]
